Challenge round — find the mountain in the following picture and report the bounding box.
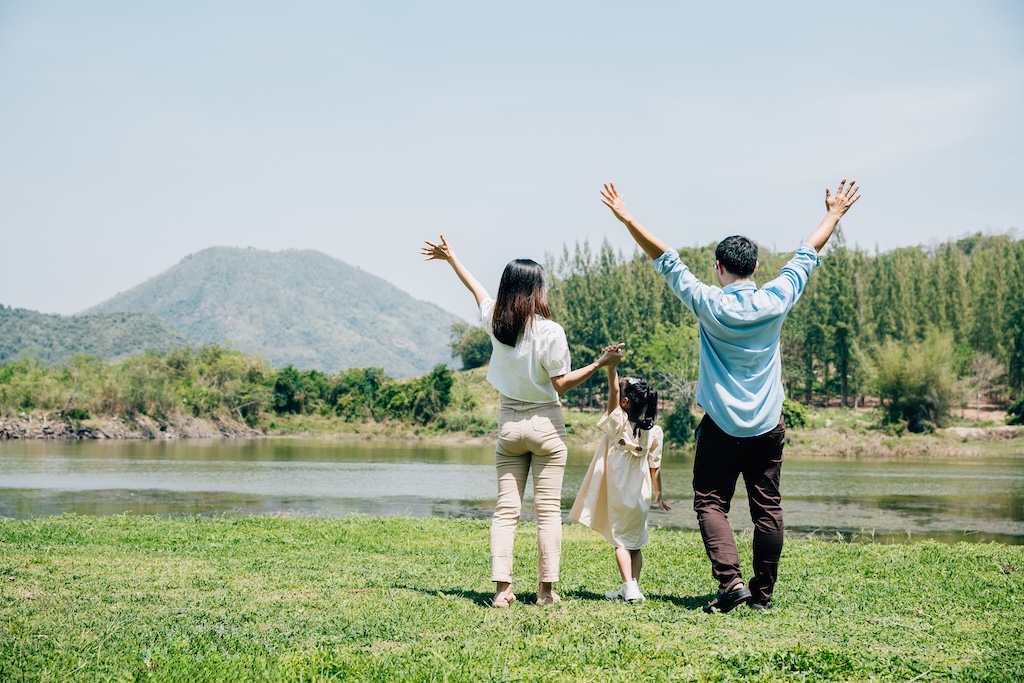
[85,247,463,377]
[0,306,190,365]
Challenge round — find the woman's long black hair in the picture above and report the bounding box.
[620,375,658,435]
[492,259,551,347]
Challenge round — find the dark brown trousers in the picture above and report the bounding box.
[693,414,786,604]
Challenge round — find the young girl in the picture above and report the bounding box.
[422,234,621,607]
[569,353,670,602]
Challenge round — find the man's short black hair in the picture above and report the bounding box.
[715,235,758,277]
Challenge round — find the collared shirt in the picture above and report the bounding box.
[653,244,820,437]
[480,297,572,404]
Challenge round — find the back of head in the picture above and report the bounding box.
[492,259,551,347]
[716,235,758,278]
[620,375,658,433]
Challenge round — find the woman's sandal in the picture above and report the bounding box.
[537,592,561,605]
[491,592,517,608]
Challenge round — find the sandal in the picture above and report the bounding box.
[537,592,561,605]
[491,592,517,608]
[702,579,751,614]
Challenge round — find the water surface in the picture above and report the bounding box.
[1,438,1021,544]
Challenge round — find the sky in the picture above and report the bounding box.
[1,1,1022,323]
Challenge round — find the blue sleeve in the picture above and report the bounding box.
[762,243,821,310]
[652,249,710,317]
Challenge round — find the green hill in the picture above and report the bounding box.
[0,306,189,365]
[85,247,463,377]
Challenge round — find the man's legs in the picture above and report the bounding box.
[692,415,744,591]
[742,420,786,606]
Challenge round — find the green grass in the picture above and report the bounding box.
[2,516,1022,682]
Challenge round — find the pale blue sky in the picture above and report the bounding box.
[2,1,1022,323]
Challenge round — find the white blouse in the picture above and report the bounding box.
[480,297,572,403]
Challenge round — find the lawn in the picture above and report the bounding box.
[2,515,1022,682]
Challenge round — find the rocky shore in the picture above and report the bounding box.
[0,412,263,440]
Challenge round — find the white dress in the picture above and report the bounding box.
[569,407,664,550]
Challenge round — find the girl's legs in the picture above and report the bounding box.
[630,549,643,582]
[615,547,633,583]
[615,548,644,582]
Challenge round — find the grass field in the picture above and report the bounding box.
[2,515,1022,682]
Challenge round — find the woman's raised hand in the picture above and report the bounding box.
[421,235,453,262]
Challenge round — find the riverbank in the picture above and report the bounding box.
[2,515,1021,682]
[3,407,1022,460]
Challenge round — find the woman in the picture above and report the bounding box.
[422,234,620,607]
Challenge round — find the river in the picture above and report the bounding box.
[1,438,1022,544]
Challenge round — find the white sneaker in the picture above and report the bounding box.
[605,581,645,602]
[623,580,645,602]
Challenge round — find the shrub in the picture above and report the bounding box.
[1008,394,1024,426]
[663,400,697,445]
[870,333,959,433]
[782,398,808,429]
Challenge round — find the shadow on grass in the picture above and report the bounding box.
[395,583,714,610]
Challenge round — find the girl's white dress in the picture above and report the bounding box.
[569,407,664,550]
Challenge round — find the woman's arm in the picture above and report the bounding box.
[550,343,623,396]
[421,234,489,307]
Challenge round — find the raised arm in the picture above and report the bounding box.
[600,183,670,260]
[804,179,861,252]
[421,234,489,307]
[550,343,623,396]
[605,356,622,415]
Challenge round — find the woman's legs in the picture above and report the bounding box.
[491,450,529,586]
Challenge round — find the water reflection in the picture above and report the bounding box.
[1,438,1021,544]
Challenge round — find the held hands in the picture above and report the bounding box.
[825,179,861,218]
[600,183,634,224]
[420,235,454,263]
[597,343,625,368]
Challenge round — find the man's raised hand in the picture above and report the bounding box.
[601,183,635,224]
[825,179,861,217]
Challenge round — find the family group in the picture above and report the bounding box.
[422,179,861,613]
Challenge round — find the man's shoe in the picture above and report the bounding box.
[702,580,751,613]
[748,599,773,611]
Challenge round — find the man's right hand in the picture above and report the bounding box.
[825,179,861,218]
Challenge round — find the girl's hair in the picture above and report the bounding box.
[492,259,551,347]
[620,375,658,434]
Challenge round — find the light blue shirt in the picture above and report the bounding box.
[653,244,820,438]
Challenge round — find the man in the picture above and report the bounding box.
[601,179,860,612]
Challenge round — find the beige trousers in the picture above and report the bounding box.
[490,397,568,584]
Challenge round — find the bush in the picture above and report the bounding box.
[449,323,491,370]
[1008,394,1024,426]
[782,398,808,429]
[870,333,959,433]
[663,400,697,445]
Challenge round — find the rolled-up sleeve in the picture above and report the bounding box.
[653,249,709,316]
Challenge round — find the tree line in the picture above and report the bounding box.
[452,231,1024,434]
[0,346,454,428]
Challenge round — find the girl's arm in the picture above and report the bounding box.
[651,468,671,511]
[421,234,489,307]
[550,343,623,396]
[605,363,620,416]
